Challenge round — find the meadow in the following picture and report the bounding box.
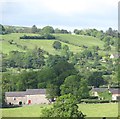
[1,103,118,118]
[1,33,82,54]
[1,33,116,58]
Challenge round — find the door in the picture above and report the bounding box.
[28,100,31,104]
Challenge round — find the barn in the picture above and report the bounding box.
[5,89,49,106]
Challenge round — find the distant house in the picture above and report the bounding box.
[91,87,120,100]
[5,89,49,106]
[110,89,120,100]
[110,54,119,59]
[110,54,114,59]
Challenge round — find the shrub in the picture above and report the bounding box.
[80,99,110,103]
[20,34,55,39]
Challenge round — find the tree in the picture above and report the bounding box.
[42,26,54,34]
[88,71,106,87]
[52,41,61,50]
[41,94,85,118]
[63,45,69,51]
[60,75,89,101]
[61,45,70,60]
[74,29,79,34]
[46,55,66,67]
[0,24,6,34]
[31,25,37,33]
[60,75,80,97]
[106,27,113,36]
[46,84,59,101]
[54,28,61,33]
[5,26,16,33]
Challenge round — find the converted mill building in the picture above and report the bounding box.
[5,89,49,106]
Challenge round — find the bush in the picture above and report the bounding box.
[111,100,118,103]
[20,34,55,39]
[52,41,61,50]
[83,96,98,99]
[80,99,110,103]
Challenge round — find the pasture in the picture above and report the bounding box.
[1,33,82,54]
[1,103,118,118]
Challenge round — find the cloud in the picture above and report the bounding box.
[1,0,118,30]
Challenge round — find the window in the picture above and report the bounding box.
[13,97,16,100]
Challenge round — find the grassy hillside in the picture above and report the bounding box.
[1,103,118,117]
[55,34,116,55]
[1,33,116,56]
[1,33,82,54]
[55,34,104,48]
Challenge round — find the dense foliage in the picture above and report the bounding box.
[41,94,85,118]
[3,48,45,69]
[20,34,55,39]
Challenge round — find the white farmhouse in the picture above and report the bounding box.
[5,89,49,106]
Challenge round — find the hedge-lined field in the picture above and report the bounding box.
[1,103,118,118]
[1,33,82,54]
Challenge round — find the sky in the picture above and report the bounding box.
[0,0,119,31]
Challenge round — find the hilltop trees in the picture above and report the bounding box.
[31,25,38,33]
[42,26,54,34]
[0,24,6,34]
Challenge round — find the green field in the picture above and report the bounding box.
[1,33,82,54]
[1,33,116,56]
[1,103,118,118]
[55,34,104,48]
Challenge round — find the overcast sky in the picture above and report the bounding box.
[1,0,119,31]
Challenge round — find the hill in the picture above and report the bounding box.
[1,33,115,55]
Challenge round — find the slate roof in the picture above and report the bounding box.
[5,92,26,97]
[91,88,108,92]
[110,89,120,94]
[26,89,46,95]
[92,88,120,94]
[5,89,46,97]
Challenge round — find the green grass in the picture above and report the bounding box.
[1,33,116,56]
[1,103,118,117]
[55,34,104,48]
[1,33,82,54]
[78,103,118,117]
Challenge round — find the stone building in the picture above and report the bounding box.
[5,89,49,106]
[91,87,120,100]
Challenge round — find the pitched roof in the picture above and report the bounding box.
[109,89,120,94]
[5,92,25,97]
[92,88,120,94]
[26,89,46,95]
[5,89,46,97]
[91,88,108,92]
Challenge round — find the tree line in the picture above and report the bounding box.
[0,24,71,34]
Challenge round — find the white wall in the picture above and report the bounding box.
[26,94,49,104]
[112,94,120,100]
[6,97,26,105]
